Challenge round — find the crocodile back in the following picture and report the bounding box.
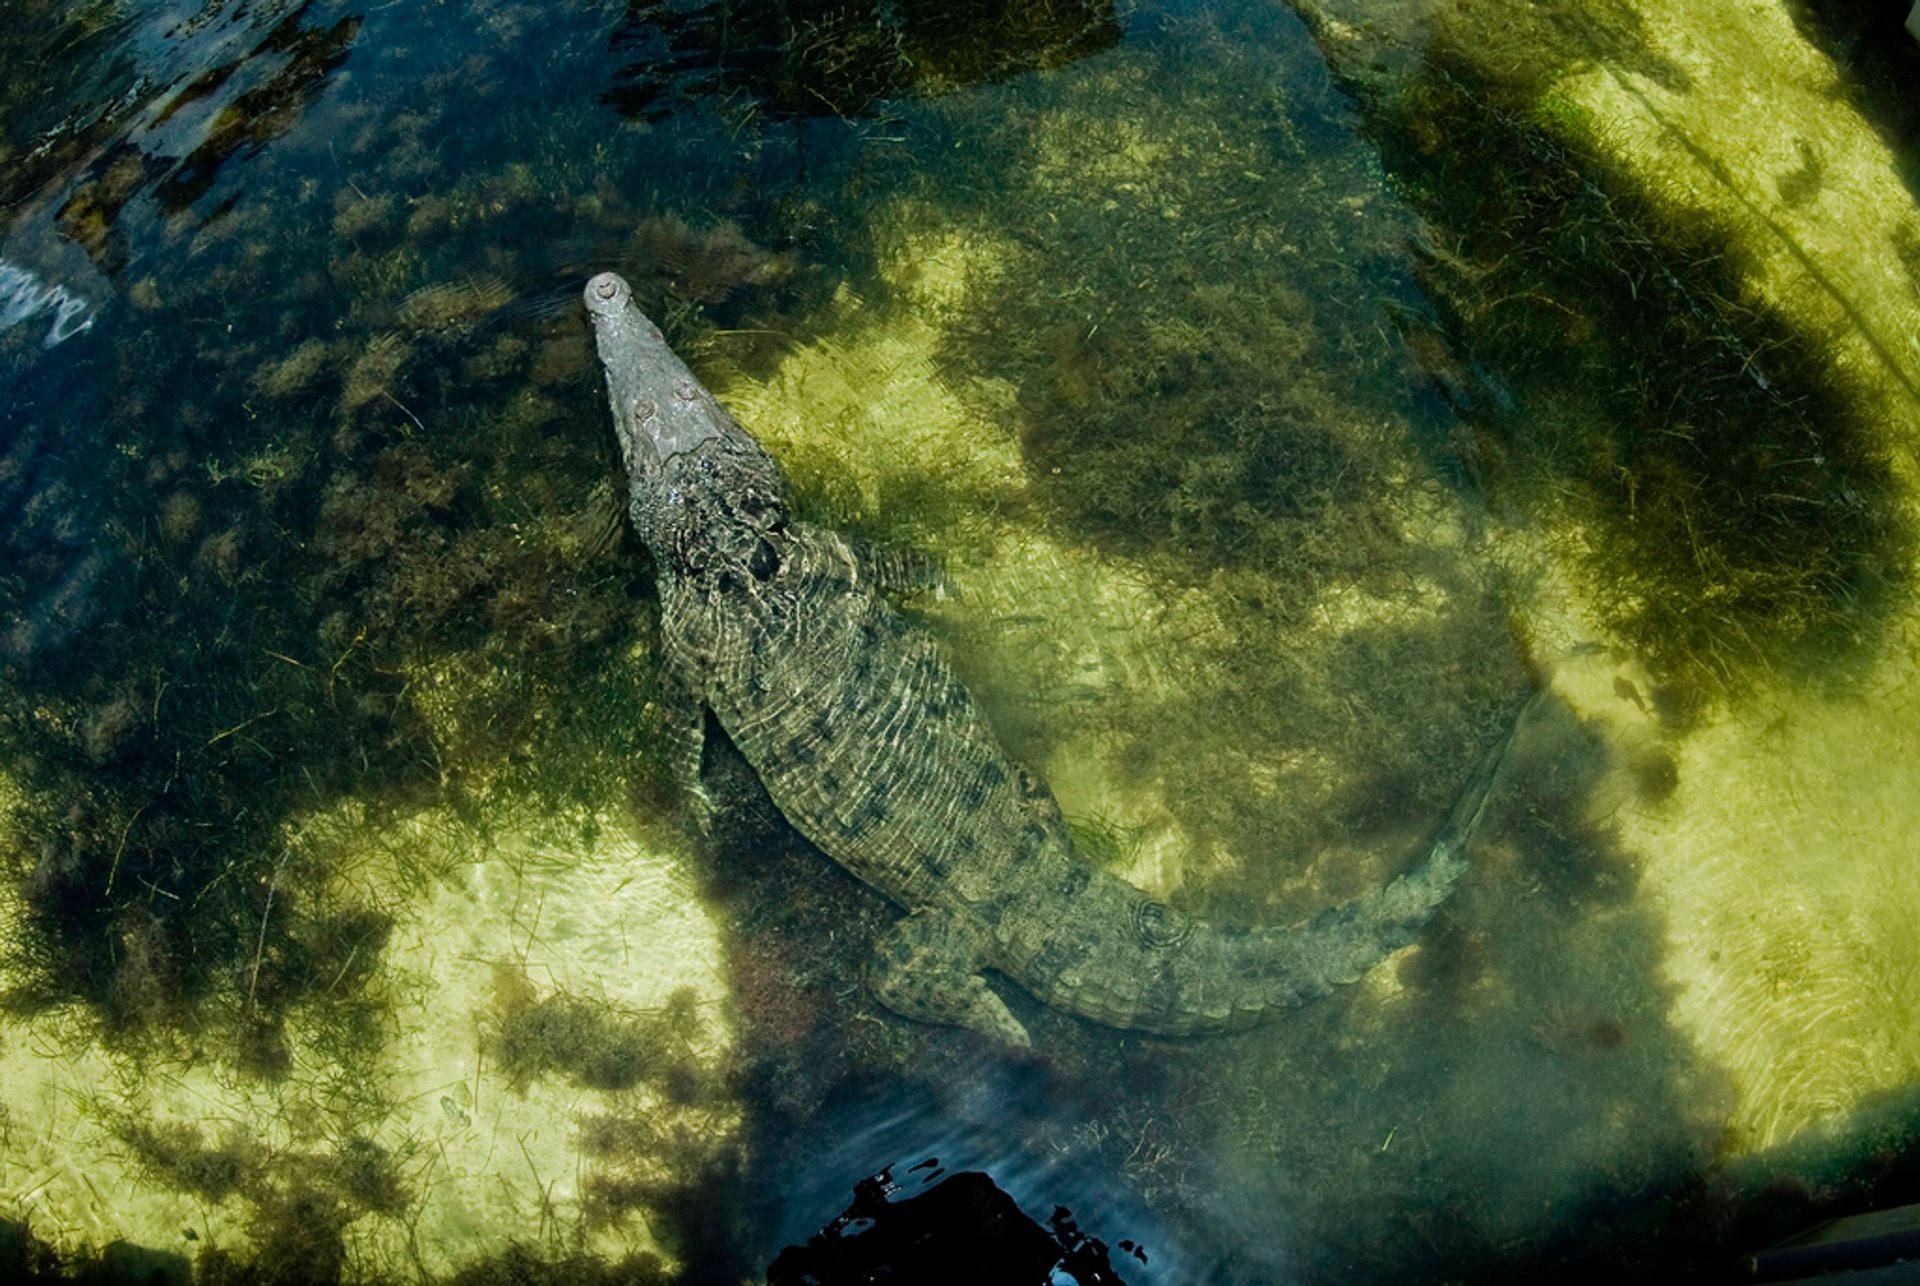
[668,521,1051,913]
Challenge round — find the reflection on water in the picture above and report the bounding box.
[0,259,96,347]
[2,0,1919,1280]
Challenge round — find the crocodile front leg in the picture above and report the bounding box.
[867,908,1030,1048]
[844,536,948,601]
[652,658,715,834]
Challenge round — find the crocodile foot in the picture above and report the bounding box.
[867,908,1030,1048]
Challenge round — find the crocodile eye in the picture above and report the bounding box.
[749,537,780,581]
[1134,900,1192,950]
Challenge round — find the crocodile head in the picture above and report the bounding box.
[584,270,789,573]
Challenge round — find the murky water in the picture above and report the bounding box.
[5,0,1920,1281]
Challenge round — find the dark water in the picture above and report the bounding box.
[5,0,1920,1281]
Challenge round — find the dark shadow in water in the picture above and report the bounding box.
[1370,56,1910,715]
[603,0,1120,122]
[1205,699,1718,1284]
[1781,1,1920,213]
[769,1162,1134,1285]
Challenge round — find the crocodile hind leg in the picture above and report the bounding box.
[867,909,1031,1048]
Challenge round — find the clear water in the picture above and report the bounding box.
[4,0,1920,1281]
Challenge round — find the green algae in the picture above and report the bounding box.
[1290,5,1914,712]
[0,797,740,1277]
[1387,66,1909,706]
[490,978,711,1096]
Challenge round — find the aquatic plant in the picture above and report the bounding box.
[603,0,1121,123]
[444,1243,668,1286]
[489,978,705,1094]
[0,0,135,207]
[1371,61,1910,708]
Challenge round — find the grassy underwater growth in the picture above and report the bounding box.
[0,0,133,207]
[1279,0,1920,1258]
[0,794,742,1278]
[0,0,811,1275]
[1299,0,1914,711]
[1380,82,1906,709]
[0,3,750,1051]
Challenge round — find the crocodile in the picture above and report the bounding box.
[585,270,1523,1047]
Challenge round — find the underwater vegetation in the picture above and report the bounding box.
[1400,80,1906,704]
[0,0,1172,1098]
[1297,3,1914,710]
[0,798,743,1278]
[603,0,1121,123]
[2,163,767,1069]
[58,5,364,266]
[1253,0,1920,1270]
[0,1216,680,1286]
[0,0,136,209]
[0,16,817,1205]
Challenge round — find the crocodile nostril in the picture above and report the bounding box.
[634,398,658,422]
[674,380,698,403]
[592,276,620,301]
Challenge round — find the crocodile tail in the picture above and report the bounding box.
[1077,693,1530,1037]
[1212,691,1532,1025]
[1018,696,1530,1036]
[1230,828,1470,1012]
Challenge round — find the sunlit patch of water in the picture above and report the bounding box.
[0,792,737,1277]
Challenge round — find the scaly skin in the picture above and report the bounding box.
[585,270,1521,1047]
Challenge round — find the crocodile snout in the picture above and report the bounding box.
[585,270,628,310]
[586,268,738,478]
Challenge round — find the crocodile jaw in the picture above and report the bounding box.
[584,271,732,482]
